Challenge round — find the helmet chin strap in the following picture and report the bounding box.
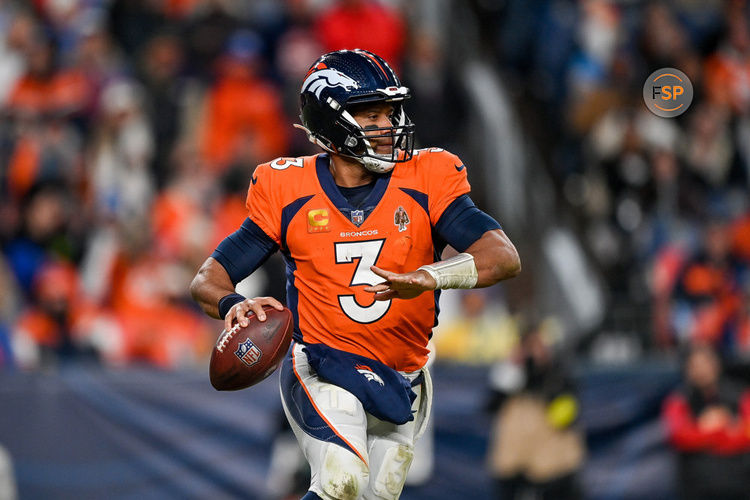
[333,149,396,174]
[358,136,396,173]
[340,109,398,173]
[360,156,395,174]
[294,122,397,174]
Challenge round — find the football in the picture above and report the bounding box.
[209,306,294,391]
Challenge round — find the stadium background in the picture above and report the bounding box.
[1,0,749,498]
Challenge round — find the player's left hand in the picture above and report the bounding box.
[364,266,437,300]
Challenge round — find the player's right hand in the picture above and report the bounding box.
[365,265,437,300]
[225,296,284,331]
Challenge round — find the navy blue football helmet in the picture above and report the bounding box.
[297,49,414,173]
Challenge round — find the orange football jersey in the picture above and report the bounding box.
[246,149,470,371]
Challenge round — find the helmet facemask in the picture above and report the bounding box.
[336,100,414,173]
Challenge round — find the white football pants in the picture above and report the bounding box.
[279,343,432,500]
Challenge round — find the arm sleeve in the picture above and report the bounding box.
[211,218,279,285]
[434,194,502,252]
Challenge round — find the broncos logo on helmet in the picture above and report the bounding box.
[301,69,360,99]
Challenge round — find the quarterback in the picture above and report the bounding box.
[191,49,520,500]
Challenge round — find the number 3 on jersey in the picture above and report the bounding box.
[270,157,304,170]
[334,240,391,324]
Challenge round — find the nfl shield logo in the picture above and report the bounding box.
[351,210,364,226]
[235,339,262,367]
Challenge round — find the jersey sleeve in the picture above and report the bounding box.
[211,218,279,285]
[425,150,472,226]
[245,164,282,245]
[434,195,502,252]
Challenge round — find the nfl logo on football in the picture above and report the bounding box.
[351,210,365,226]
[235,339,262,367]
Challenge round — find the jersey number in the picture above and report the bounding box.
[270,157,304,170]
[334,240,391,324]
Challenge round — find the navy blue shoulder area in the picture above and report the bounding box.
[281,195,314,247]
[399,188,428,216]
[434,194,501,252]
[212,218,279,285]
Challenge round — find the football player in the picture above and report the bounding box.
[191,49,521,500]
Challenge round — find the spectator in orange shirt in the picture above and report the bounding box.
[5,35,90,199]
[151,142,216,264]
[704,7,750,115]
[12,261,101,368]
[7,36,90,120]
[671,220,744,352]
[200,30,288,172]
[108,235,212,369]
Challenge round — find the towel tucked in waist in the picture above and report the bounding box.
[301,342,421,424]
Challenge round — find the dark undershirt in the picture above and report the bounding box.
[337,181,376,209]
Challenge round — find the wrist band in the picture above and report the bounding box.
[418,253,478,289]
[218,293,246,319]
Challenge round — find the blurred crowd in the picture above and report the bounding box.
[463,0,750,364]
[0,0,445,370]
[447,2,750,494]
[2,0,750,497]
[2,0,750,374]
[662,342,750,499]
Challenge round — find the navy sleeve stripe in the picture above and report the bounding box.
[211,218,279,285]
[281,195,314,249]
[399,188,429,217]
[434,194,501,252]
